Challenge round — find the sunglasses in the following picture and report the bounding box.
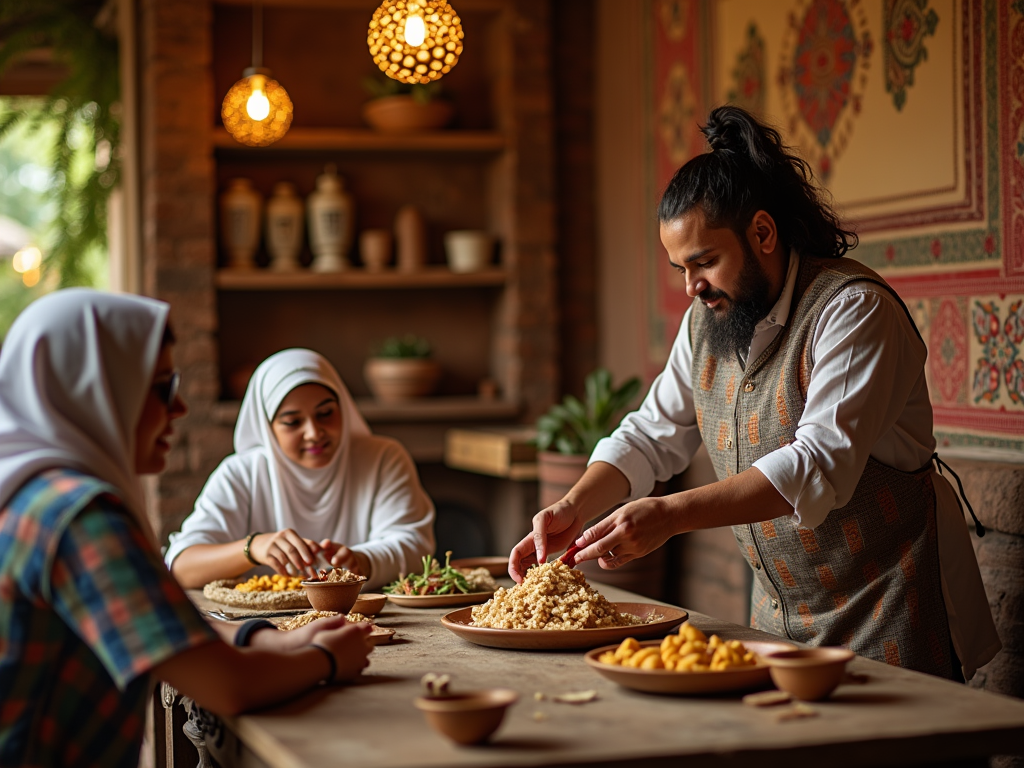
[153,371,181,407]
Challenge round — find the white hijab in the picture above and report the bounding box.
[234,349,370,528]
[0,288,169,539]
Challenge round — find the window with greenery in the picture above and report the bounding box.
[0,0,120,340]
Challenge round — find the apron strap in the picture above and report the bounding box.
[932,453,985,538]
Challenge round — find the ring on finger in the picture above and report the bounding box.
[604,548,616,560]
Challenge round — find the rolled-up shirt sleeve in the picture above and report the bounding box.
[752,283,928,528]
[590,306,705,501]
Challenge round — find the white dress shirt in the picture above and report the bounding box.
[591,251,1000,678]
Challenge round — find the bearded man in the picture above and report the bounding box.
[509,105,999,681]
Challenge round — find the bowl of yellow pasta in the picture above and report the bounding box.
[584,622,795,695]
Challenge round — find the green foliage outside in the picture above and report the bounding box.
[0,0,120,340]
[373,334,433,359]
[536,369,643,456]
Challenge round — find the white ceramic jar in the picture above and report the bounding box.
[444,230,494,273]
[220,178,262,269]
[307,164,354,272]
[265,181,304,272]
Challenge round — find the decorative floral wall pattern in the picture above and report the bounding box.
[646,0,1024,457]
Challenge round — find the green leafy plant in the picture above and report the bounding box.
[0,0,121,287]
[536,369,643,456]
[362,75,443,105]
[373,334,432,359]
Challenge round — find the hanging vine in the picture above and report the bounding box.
[0,0,120,287]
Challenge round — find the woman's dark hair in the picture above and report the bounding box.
[658,105,857,259]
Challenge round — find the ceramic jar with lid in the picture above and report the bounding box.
[220,178,262,269]
[307,164,354,272]
[265,182,304,272]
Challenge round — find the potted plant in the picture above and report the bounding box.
[535,369,642,509]
[364,334,441,402]
[361,77,453,134]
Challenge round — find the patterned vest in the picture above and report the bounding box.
[690,255,951,677]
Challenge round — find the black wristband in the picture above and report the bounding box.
[243,532,262,565]
[233,618,275,647]
[311,643,336,685]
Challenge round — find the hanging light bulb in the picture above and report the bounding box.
[222,2,293,147]
[367,1,464,85]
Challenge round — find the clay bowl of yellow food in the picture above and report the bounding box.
[301,576,367,614]
[585,623,795,695]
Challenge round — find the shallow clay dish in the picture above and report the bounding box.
[386,590,494,609]
[414,689,518,745]
[764,647,855,701]
[301,578,366,614]
[585,639,796,695]
[441,603,688,650]
[352,592,387,616]
[450,556,509,577]
[368,626,396,646]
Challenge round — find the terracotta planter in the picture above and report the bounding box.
[364,358,441,402]
[362,96,454,134]
[537,451,589,509]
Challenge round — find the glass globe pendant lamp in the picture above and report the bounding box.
[221,2,293,147]
[367,1,464,85]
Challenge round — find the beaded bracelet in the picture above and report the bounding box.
[311,643,336,685]
[243,532,262,565]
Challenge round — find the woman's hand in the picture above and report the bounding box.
[571,496,677,568]
[312,621,374,683]
[250,529,321,578]
[319,539,371,579]
[507,498,587,583]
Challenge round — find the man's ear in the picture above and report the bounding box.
[749,210,779,257]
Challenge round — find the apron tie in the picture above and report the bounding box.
[933,453,985,537]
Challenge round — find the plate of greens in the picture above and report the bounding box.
[383,552,496,608]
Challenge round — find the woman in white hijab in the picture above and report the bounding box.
[0,290,372,768]
[166,348,435,590]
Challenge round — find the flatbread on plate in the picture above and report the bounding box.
[202,578,311,610]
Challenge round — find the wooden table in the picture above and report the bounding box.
[189,585,1024,768]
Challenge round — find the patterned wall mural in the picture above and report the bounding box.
[644,0,1024,458]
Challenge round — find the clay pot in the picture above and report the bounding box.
[364,358,441,402]
[537,451,589,509]
[414,689,518,745]
[301,578,366,614]
[362,96,454,134]
[764,647,855,701]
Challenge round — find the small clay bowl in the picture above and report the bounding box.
[301,577,366,614]
[352,592,387,616]
[414,689,518,745]
[764,647,855,701]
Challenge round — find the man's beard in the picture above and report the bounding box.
[701,238,774,361]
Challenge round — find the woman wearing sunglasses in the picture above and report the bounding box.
[0,290,373,767]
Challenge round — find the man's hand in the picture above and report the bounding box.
[571,496,677,568]
[507,498,586,583]
[320,539,371,578]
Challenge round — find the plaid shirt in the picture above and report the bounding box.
[0,469,217,767]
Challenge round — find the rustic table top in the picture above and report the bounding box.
[190,583,1024,768]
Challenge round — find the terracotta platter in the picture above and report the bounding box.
[584,639,797,694]
[440,603,688,650]
[449,556,509,577]
[386,590,494,609]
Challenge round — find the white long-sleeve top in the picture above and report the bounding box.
[164,434,435,590]
[591,251,1000,678]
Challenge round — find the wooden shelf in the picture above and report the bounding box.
[212,396,520,427]
[215,266,507,290]
[212,127,505,153]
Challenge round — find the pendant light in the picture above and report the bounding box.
[367,1,464,85]
[221,1,293,147]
